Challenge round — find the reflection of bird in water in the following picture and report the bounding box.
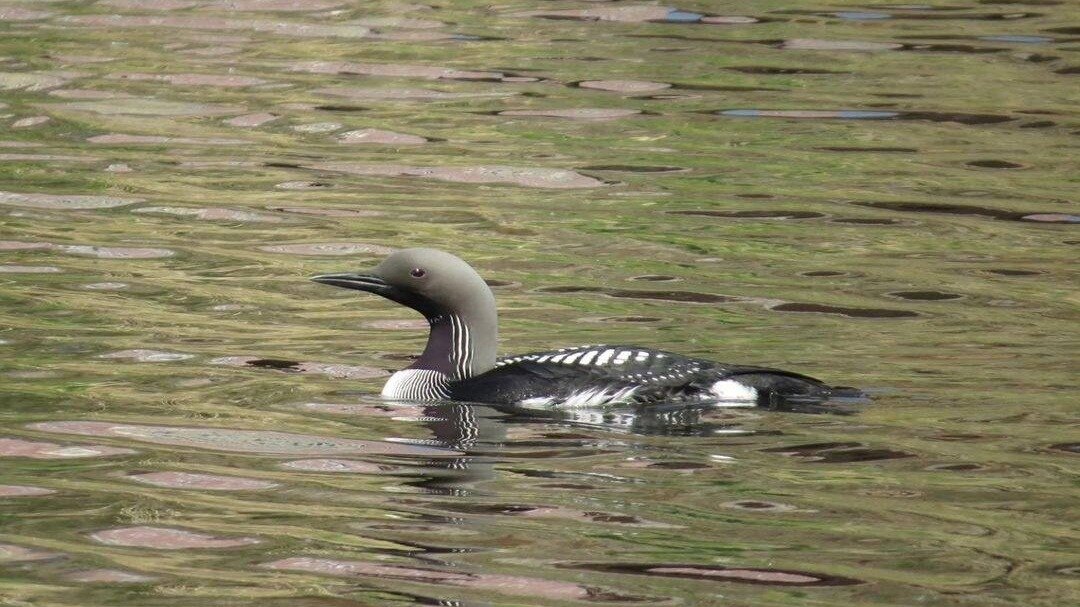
[312,248,863,410]
[408,402,505,494]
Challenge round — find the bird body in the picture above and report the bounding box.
[312,248,848,409]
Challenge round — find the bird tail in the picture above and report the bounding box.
[727,370,868,412]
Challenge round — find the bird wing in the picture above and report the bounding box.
[453,345,819,407]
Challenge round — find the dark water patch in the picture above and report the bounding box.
[722,500,798,511]
[899,111,1015,124]
[800,270,848,277]
[932,433,999,441]
[761,441,916,462]
[535,286,605,294]
[855,201,1077,223]
[726,66,848,74]
[484,279,517,287]
[647,461,709,470]
[736,193,775,199]
[314,104,368,112]
[1020,120,1056,128]
[1017,53,1059,62]
[246,358,300,370]
[578,164,686,173]
[585,512,646,524]
[901,42,1008,53]
[1043,26,1080,34]
[431,503,546,516]
[559,562,862,586]
[1047,442,1079,454]
[667,209,825,219]
[967,159,1025,168]
[673,82,787,92]
[771,303,919,318]
[926,462,986,471]
[1053,66,1080,74]
[888,290,964,301]
[608,289,739,304]
[536,285,739,304]
[215,356,386,379]
[817,146,919,153]
[831,217,904,225]
[634,93,696,100]
[631,275,679,282]
[986,268,1042,276]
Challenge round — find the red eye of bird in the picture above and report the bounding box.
[410,268,426,278]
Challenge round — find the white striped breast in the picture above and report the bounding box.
[381,369,451,401]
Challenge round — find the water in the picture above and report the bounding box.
[0,1,1077,605]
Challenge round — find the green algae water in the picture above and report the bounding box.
[1,1,1077,605]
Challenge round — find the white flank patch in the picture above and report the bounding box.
[518,396,557,409]
[709,379,758,402]
[518,386,639,409]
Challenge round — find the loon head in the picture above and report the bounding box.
[311,248,498,378]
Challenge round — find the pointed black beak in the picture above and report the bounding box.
[310,272,391,295]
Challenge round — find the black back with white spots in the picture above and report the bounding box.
[448,345,831,408]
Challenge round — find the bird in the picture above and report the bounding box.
[311,248,857,409]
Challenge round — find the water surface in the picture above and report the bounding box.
[0,1,1077,606]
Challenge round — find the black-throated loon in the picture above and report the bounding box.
[312,248,853,408]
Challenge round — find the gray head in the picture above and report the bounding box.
[312,248,498,377]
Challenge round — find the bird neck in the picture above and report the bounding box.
[410,302,497,380]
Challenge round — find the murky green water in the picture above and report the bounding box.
[1,1,1077,605]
